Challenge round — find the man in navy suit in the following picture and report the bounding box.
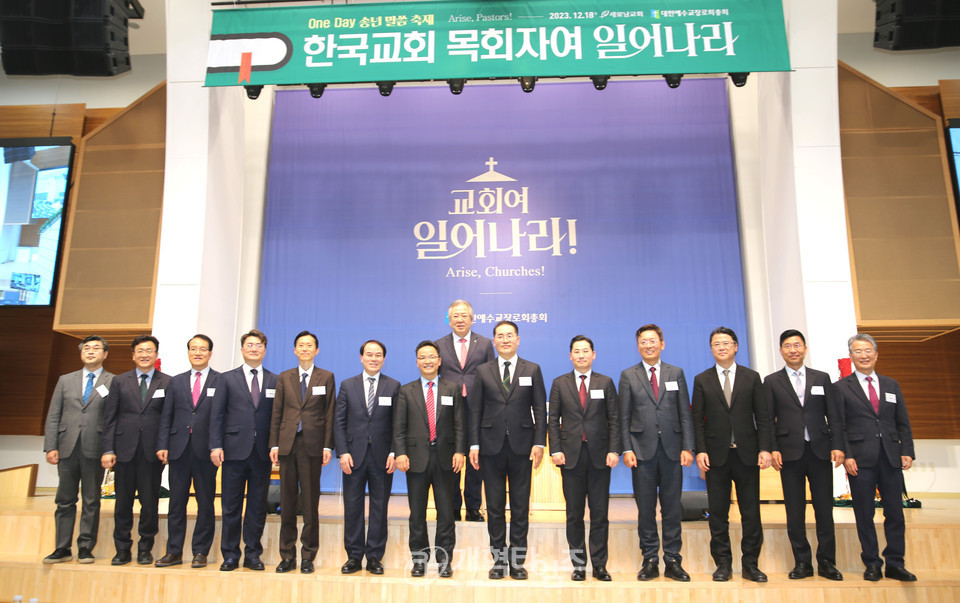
[334,340,400,576]
[101,335,171,566]
[468,320,547,580]
[435,299,495,521]
[838,333,916,582]
[209,329,278,572]
[155,334,220,568]
[764,329,845,581]
[549,335,620,582]
[620,324,694,582]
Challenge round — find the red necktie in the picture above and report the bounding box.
[459,338,468,397]
[866,376,880,414]
[192,371,201,407]
[650,366,659,399]
[579,375,587,441]
[426,381,437,441]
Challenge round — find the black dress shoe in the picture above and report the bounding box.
[43,548,72,564]
[155,553,182,568]
[137,550,154,565]
[637,560,659,581]
[411,562,426,577]
[439,564,454,578]
[713,564,732,582]
[77,548,95,564]
[465,510,485,522]
[509,565,528,580]
[243,558,265,571]
[341,558,362,574]
[489,565,507,580]
[220,558,239,572]
[788,561,813,579]
[300,560,314,574]
[863,565,882,581]
[367,558,384,574]
[111,551,132,566]
[885,566,917,582]
[571,567,586,581]
[191,554,208,569]
[817,561,842,581]
[742,565,768,582]
[592,566,612,581]
[664,561,690,582]
[275,558,297,573]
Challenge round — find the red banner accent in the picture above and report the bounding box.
[238,52,252,84]
[838,357,852,378]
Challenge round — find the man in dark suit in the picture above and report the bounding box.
[155,334,220,569]
[43,335,114,564]
[335,340,400,576]
[468,320,547,580]
[435,299,495,522]
[838,333,916,582]
[620,324,694,582]
[691,326,772,583]
[549,335,620,582]
[209,329,278,572]
[764,329,845,581]
[268,330,336,574]
[394,340,466,578]
[101,335,171,566]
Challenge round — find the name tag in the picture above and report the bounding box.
[312,385,325,395]
[519,376,532,387]
[265,389,276,398]
[95,384,109,397]
[810,385,824,396]
[378,397,392,406]
[590,389,604,400]
[152,389,164,398]
[665,381,679,391]
[441,395,454,406]
[885,392,897,404]
[206,388,216,397]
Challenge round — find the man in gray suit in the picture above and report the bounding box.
[620,324,695,582]
[43,335,114,564]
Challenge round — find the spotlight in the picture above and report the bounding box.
[663,74,683,89]
[590,75,609,91]
[518,76,537,93]
[729,72,750,87]
[244,85,263,100]
[376,81,396,97]
[307,83,326,98]
[447,79,466,95]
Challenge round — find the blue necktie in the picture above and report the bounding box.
[83,373,94,405]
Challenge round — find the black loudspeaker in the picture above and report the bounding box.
[0,0,131,76]
[266,482,282,515]
[873,0,960,50]
[680,491,709,521]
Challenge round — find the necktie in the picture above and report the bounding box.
[793,370,803,405]
[579,375,587,441]
[140,374,148,403]
[722,369,732,407]
[866,376,879,414]
[83,373,94,405]
[650,366,660,399]
[367,376,376,415]
[250,368,260,408]
[459,338,468,397]
[426,381,437,441]
[301,372,308,400]
[192,371,202,407]
[502,361,511,390]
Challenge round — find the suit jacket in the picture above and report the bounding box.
[334,372,401,468]
[269,366,336,456]
[548,371,620,470]
[209,365,278,462]
[393,377,466,473]
[44,368,115,459]
[435,332,496,397]
[764,367,845,462]
[157,368,221,460]
[836,372,914,468]
[469,357,547,456]
[691,364,772,466]
[619,362,694,462]
[102,369,171,463]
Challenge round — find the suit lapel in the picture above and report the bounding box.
[636,365,658,405]
[413,381,429,430]
[566,372,584,417]
[706,368,730,411]
[143,373,162,409]
[776,370,803,408]
[843,374,872,412]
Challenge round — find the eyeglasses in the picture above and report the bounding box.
[851,348,875,357]
[81,345,104,352]
[417,355,439,361]
[244,343,264,350]
[494,333,516,341]
[134,347,156,355]
[189,347,210,353]
[638,339,660,346]
[711,341,735,349]
[781,343,804,350]
[450,313,471,320]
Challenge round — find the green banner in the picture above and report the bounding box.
[205,0,790,87]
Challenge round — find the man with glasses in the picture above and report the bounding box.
[691,326,772,583]
[42,336,114,564]
[837,333,916,582]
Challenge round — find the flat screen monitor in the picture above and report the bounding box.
[0,137,74,306]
